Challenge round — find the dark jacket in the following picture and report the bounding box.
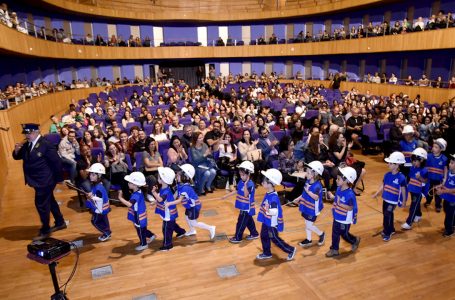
[13,136,63,188]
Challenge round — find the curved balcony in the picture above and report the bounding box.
[39,0,385,22]
[2,23,455,60]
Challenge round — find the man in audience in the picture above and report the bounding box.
[181,125,193,151]
[257,126,279,166]
[228,119,244,143]
[168,116,184,138]
[204,120,223,152]
[58,129,79,184]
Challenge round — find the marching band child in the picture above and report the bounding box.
[400,125,418,180]
[222,161,259,243]
[425,138,448,213]
[436,154,455,237]
[372,152,407,242]
[402,148,428,230]
[326,166,360,257]
[118,172,156,251]
[86,163,111,242]
[256,168,297,261]
[151,167,186,251]
[167,164,216,239]
[293,161,325,248]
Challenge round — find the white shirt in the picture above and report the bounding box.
[30,134,41,151]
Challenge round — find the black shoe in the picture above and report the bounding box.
[159,245,173,252]
[198,191,206,196]
[206,188,214,193]
[318,232,326,246]
[49,223,67,233]
[436,207,442,213]
[423,202,430,208]
[352,237,361,251]
[298,239,313,248]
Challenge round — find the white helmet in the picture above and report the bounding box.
[402,125,414,134]
[238,161,255,173]
[88,163,106,175]
[124,172,146,187]
[158,167,175,185]
[306,161,324,176]
[412,147,427,160]
[261,169,282,186]
[434,138,447,151]
[179,164,195,179]
[338,166,357,184]
[385,151,406,164]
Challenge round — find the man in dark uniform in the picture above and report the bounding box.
[13,123,67,241]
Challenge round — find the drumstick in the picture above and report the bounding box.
[65,182,120,203]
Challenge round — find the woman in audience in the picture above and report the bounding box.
[190,132,217,195]
[197,119,208,137]
[218,133,238,191]
[118,131,129,154]
[104,142,128,190]
[305,132,336,199]
[167,135,188,167]
[93,125,107,150]
[278,136,305,202]
[122,110,136,128]
[80,130,101,149]
[150,120,168,142]
[142,138,162,181]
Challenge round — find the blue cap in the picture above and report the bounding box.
[21,123,40,134]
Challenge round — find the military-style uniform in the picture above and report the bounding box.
[13,126,65,236]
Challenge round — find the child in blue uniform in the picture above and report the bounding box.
[399,125,418,180]
[293,161,325,248]
[436,154,455,237]
[402,148,428,230]
[222,161,259,243]
[86,163,111,242]
[372,152,407,242]
[425,138,448,213]
[166,164,216,239]
[118,172,156,251]
[151,167,186,251]
[256,168,297,261]
[325,167,360,257]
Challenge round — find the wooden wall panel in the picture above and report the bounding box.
[2,25,455,60]
[41,0,385,22]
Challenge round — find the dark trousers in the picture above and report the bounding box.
[383,201,397,236]
[234,211,258,240]
[405,193,422,225]
[330,220,357,250]
[162,220,186,248]
[443,200,455,235]
[426,179,443,209]
[34,184,65,234]
[260,224,294,256]
[91,213,111,235]
[401,166,411,181]
[135,226,154,246]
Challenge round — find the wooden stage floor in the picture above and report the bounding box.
[0,153,454,300]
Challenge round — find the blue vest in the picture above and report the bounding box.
[257,191,284,232]
[426,153,447,181]
[127,190,147,227]
[408,166,428,195]
[440,172,455,203]
[234,179,256,216]
[177,183,201,210]
[86,182,110,215]
[382,171,407,206]
[332,187,358,224]
[155,186,179,220]
[299,180,323,217]
[399,140,417,166]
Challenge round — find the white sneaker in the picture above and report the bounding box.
[209,226,216,240]
[413,216,422,223]
[135,244,148,251]
[401,223,412,230]
[185,230,197,236]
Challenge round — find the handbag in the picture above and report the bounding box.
[247,149,262,162]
